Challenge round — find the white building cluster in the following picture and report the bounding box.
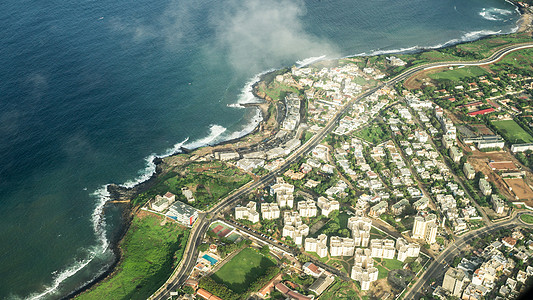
[330,236,355,256]
[370,239,396,259]
[351,248,379,291]
[282,211,309,245]
[412,213,438,244]
[298,199,318,218]
[271,177,295,208]
[396,237,420,262]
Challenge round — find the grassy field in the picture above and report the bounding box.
[429,66,488,82]
[211,248,276,293]
[520,214,533,224]
[354,124,391,144]
[77,212,189,300]
[319,280,361,300]
[492,120,533,144]
[490,48,533,73]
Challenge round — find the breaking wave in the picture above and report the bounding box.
[480,7,513,21]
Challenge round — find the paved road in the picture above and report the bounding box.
[403,211,533,299]
[151,42,533,300]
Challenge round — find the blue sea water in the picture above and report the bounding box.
[0,0,520,298]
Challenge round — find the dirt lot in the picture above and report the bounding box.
[466,149,518,201]
[505,178,533,200]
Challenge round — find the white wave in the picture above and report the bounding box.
[347,28,513,58]
[227,69,275,109]
[480,7,513,21]
[296,55,327,68]
[26,187,112,300]
[223,108,263,141]
[183,124,227,149]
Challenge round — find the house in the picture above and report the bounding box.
[303,262,324,278]
[181,188,195,203]
[308,275,335,296]
[502,236,517,248]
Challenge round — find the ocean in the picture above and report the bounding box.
[0,0,520,298]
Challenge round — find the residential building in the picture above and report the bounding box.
[305,234,328,258]
[317,196,340,217]
[351,248,379,291]
[308,275,335,296]
[412,213,438,244]
[369,201,387,217]
[271,177,295,208]
[298,200,318,218]
[396,237,420,262]
[348,216,372,247]
[330,236,355,256]
[450,146,463,163]
[151,192,176,212]
[443,268,469,297]
[479,178,492,196]
[392,199,409,215]
[261,203,280,220]
[413,197,429,211]
[491,195,505,214]
[235,201,260,223]
[370,239,396,259]
[303,262,324,278]
[463,162,475,180]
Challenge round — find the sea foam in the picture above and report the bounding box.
[480,7,513,21]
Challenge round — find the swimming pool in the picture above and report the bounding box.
[202,254,218,265]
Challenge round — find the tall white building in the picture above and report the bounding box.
[330,236,355,256]
[271,177,295,208]
[348,216,372,247]
[305,234,328,258]
[351,248,379,291]
[282,211,309,245]
[396,237,421,262]
[298,199,318,218]
[370,239,396,259]
[412,213,438,244]
[235,201,260,223]
[317,196,340,217]
[260,203,280,220]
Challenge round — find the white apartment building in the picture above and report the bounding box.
[260,203,280,220]
[412,213,438,244]
[347,216,372,247]
[396,237,420,262]
[271,177,295,208]
[330,236,355,256]
[298,199,318,218]
[351,248,379,291]
[370,239,396,259]
[235,201,260,223]
[317,196,340,217]
[304,234,328,258]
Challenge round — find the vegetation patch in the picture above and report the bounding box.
[354,124,391,144]
[492,120,533,144]
[77,212,189,300]
[520,214,533,224]
[428,66,488,82]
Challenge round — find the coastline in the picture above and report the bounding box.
[71,7,533,299]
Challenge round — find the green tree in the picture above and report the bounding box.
[260,245,270,255]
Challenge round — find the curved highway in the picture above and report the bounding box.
[151,42,533,300]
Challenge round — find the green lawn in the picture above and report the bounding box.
[211,248,276,293]
[520,214,533,224]
[77,213,189,300]
[429,66,488,82]
[492,120,533,144]
[382,258,405,270]
[354,124,391,144]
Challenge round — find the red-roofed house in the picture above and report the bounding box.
[196,288,212,300]
[502,236,517,248]
[468,108,495,116]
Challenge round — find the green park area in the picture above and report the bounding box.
[132,160,251,210]
[77,212,189,300]
[492,120,533,144]
[354,124,391,144]
[489,48,533,73]
[428,66,488,82]
[199,247,278,300]
[520,214,533,224]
